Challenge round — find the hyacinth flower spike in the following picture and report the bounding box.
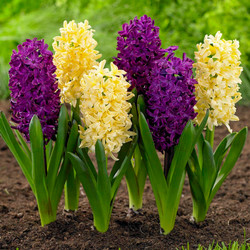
[53,20,102,211]
[68,61,137,232]
[0,38,79,226]
[114,15,168,212]
[187,32,247,222]
[135,46,209,235]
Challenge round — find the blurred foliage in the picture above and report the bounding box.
[0,0,249,103]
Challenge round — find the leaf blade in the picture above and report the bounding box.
[47,105,68,191]
[95,140,111,213]
[209,127,247,205]
[29,115,50,222]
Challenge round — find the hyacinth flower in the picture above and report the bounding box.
[53,20,101,106]
[53,20,101,211]
[0,38,79,226]
[114,15,167,212]
[68,60,137,232]
[187,32,247,223]
[114,15,167,94]
[134,46,209,235]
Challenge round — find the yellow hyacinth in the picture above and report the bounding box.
[53,20,101,106]
[79,60,135,160]
[193,31,243,132]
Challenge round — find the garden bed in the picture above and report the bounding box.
[0,100,249,249]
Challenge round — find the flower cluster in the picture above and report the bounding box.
[146,47,197,152]
[9,38,60,143]
[53,20,101,106]
[193,31,242,132]
[114,15,167,94]
[79,60,135,160]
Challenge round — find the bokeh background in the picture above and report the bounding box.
[0,0,249,103]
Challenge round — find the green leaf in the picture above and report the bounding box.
[188,149,201,180]
[29,115,50,223]
[138,112,167,217]
[76,145,97,180]
[187,164,207,210]
[169,110,209,187]
[128,87,137,104]
[110,128,138,197]
[64,167,80,211]
[145,147,167,213]
[47,105,68,191]
[201,140,217,201]
[125,144,147,206]
[126,147,147,211]
[161,121,194,232]
[205,126,215,149]
[197,133,205,169]
[71,99,81,125]
[95,140,111,213]
[29,115,46,189]
[109,140,131,182]
[0,112,34,192]
[139,112,167,192]
[188,163,208,222]
[167,121,194,186]
[68,152,105,225]
[209,127,248,205]
[125,162,139,192]
[45,140,53,166]
[15,129,31,159]
[160,111,208,233]
[214,132,236,171]
[137,95,146,115]
[125,161,139,200]
[134,145,147,194]
[51,121,79,209]
[131,103,138,127]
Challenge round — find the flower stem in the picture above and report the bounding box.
[164,147,174,180]
[43,144,47,176]
[205,126,215,149]
[64,99,81,211]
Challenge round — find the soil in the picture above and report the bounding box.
[0,100,249,250]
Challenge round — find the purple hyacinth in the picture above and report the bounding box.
[9,38,60,143]
[114,15,167,94]
[146,47,197,153]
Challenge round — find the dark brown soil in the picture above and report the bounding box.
[0,100,249,249]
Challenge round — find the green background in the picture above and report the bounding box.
[0,0,249,103]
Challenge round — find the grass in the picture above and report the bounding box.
[179,240,250,250]
[179,231,250,250]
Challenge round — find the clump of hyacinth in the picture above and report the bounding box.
[146,47,197,153]
[79,60,135,160]
[193,31,242,132]
[9,38,60,143]
[114,15,167,94]
[53,20,101,106]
